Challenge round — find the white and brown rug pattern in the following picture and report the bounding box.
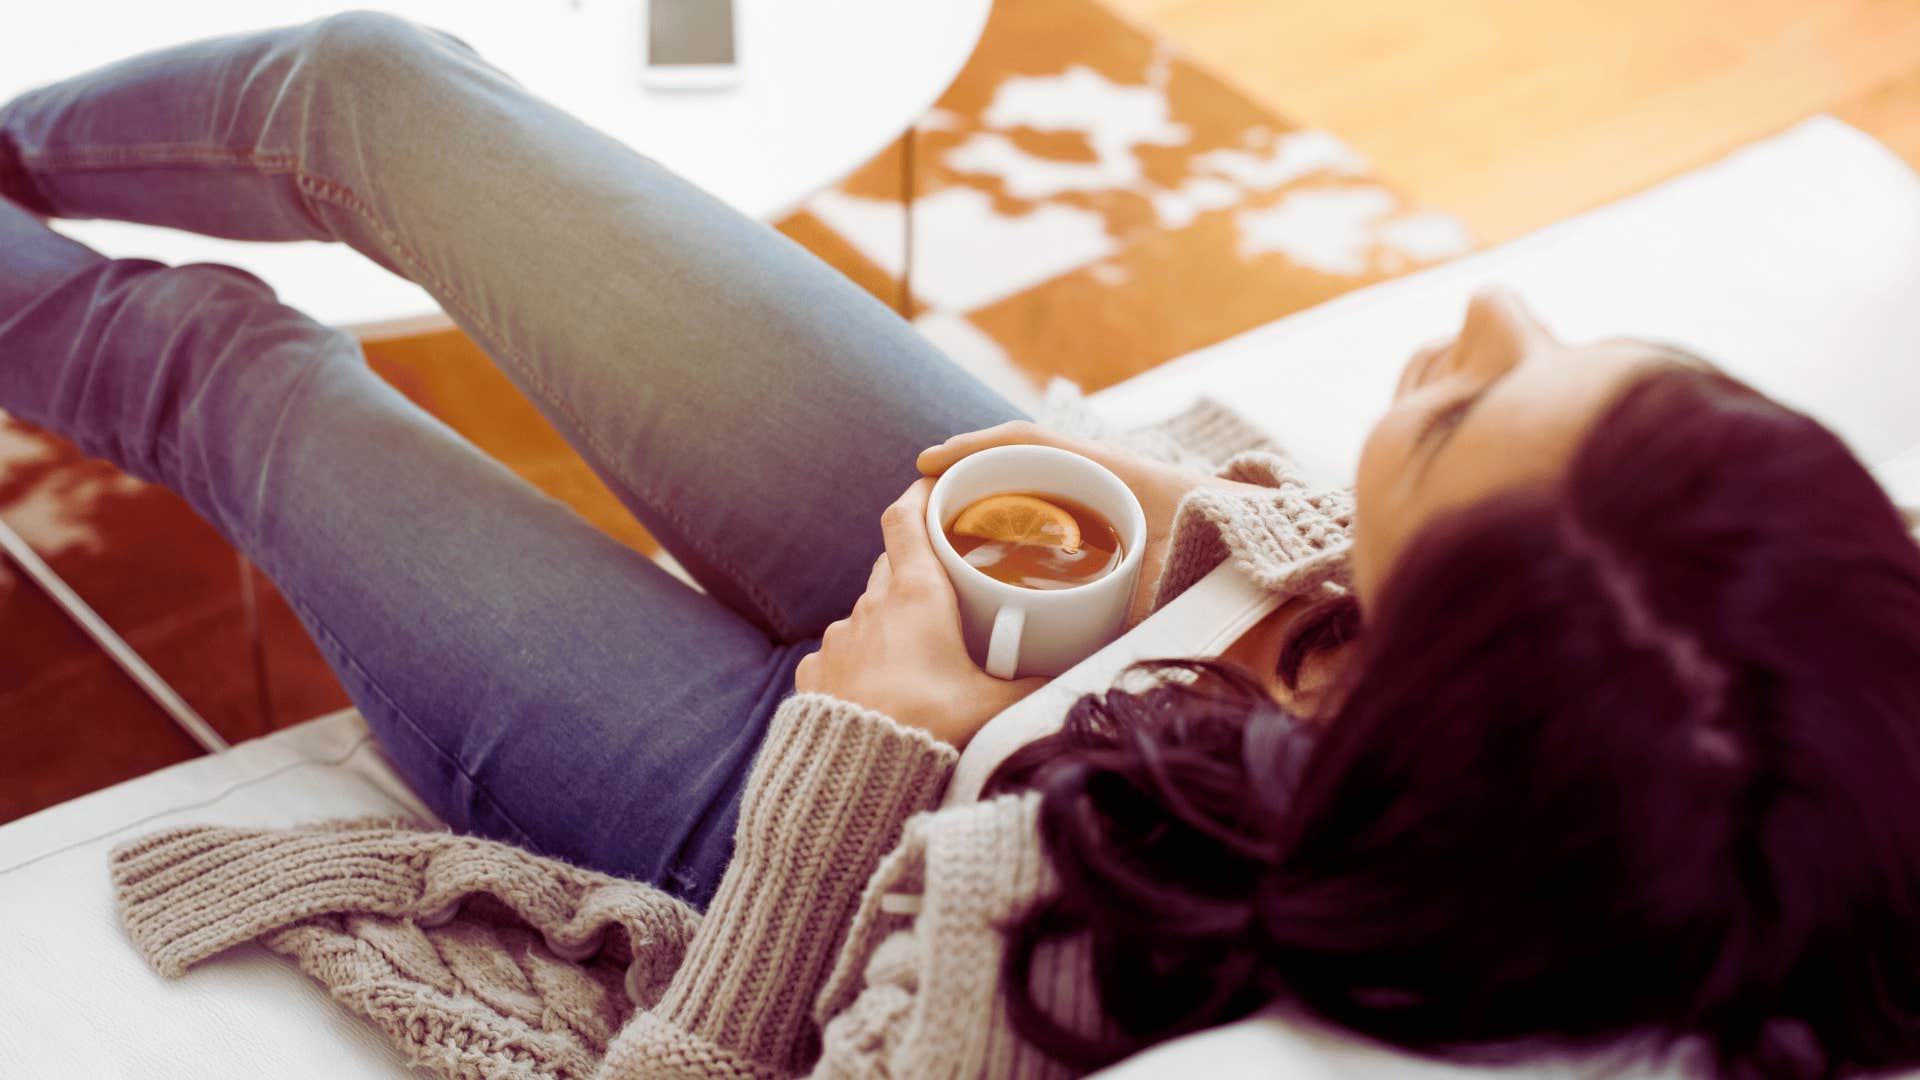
[779,0,1472,409]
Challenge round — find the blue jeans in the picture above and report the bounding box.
[0,12,1024,906]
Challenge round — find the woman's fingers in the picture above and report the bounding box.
[878,478,944,589]
[916,420,1056,476]
[867,552,889,594]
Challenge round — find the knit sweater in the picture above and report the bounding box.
[110,396,1355,1080]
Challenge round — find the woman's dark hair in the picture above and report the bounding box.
[986,365,1920,1079]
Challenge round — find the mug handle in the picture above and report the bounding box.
[985,606,1026,680]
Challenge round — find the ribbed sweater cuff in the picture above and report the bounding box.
[111,822,436,977]
[600,1011,784,1080]
[646,692,957,1074]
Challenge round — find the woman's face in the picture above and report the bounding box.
[1350,289,1673,604]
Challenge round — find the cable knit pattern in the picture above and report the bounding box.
[108,396,1355,1079]
[111,819,701,1078]
[1150,448,1354,611]
[812,793,1098,1079]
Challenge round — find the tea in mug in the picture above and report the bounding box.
[944,492,1123,590]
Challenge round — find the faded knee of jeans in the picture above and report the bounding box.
[294,10,483,92]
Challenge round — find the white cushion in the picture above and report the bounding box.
[0,712,430,1078]
[3,115,1917,1079]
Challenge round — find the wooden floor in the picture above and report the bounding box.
[1109,0,1920,244]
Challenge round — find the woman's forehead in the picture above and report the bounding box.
[1413,344,1661,519]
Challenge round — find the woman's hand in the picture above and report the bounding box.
[917,420,1223,627]
[795,478,1048,749]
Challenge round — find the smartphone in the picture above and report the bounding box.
[642,0,741,89]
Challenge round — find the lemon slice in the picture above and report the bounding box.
[950,493,1081,552]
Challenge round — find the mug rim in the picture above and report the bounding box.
[925,444,1148,599]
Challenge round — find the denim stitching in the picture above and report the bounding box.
[23,143,797,639]
[269,576,543,851]
[661,639,806,899]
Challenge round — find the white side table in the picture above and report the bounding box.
[3,0,990,336]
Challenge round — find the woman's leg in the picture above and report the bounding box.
[0,11,1028,645]
[0,195,793,904]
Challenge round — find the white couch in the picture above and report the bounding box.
[3,116,1917,1079]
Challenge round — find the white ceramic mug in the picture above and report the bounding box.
[927,445,1148,679]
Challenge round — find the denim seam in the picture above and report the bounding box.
[661,640,802,896]
[266,570,543,850]
[19,144,798,640]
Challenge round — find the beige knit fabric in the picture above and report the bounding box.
[110,396,1354,1080]
[1150,449,1355,610]
[113,817,701,1078]
[811,793,1103,1079]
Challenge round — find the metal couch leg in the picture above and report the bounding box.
[0,517,228,754]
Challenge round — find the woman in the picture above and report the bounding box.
[9,13,1920,1080]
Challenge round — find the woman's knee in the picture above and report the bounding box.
[78,261,359,491]
[295,10,477,87]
